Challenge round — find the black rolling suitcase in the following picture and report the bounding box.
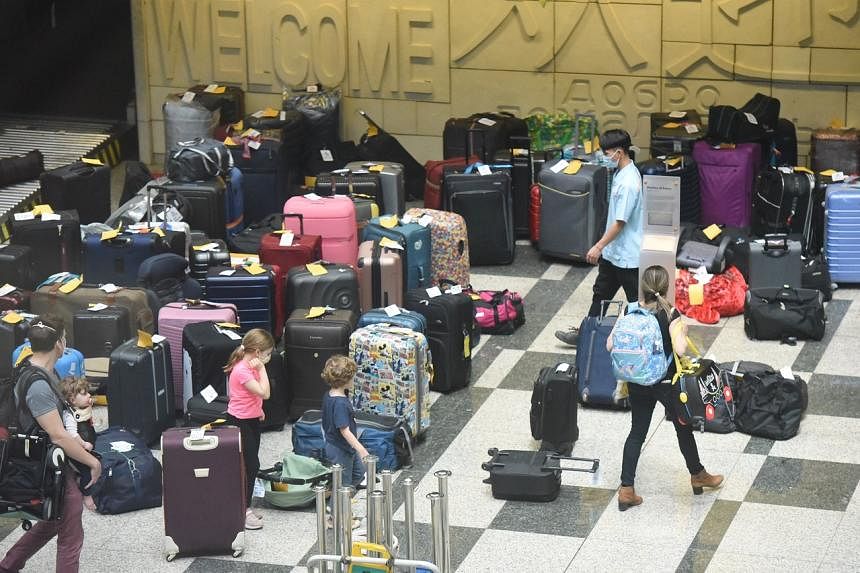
[772,118,798,166]
[482,449,599,502]
[107,337,175,445]
[284,309,357,418]
[262,350,288,431]
[0,244,36,290]
[181,321,241,410]
[752,167,813,237]
[184,394,229,425]
[748,235,802,289]
[227,137,290,224]
[637,155,701,223]
[404,288,475,393]
[285,262,360,318]
[39,161,111,224]
[530,363,579,455]
[158,179,227,239]
[443,170,515,265]
[72,306,131,358]
[494,136,533,238]
[0,315,29,381]
[10,210,82,278]
[189,238,229,294]
[649,109,703,156]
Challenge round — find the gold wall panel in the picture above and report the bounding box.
[810,49,860,84]
[772,83,847,162]
[450,69,554,118]
[554,2,662,77]
[416,102,453,136]
[663,42,735,80]
[848,87,860,129]
[663,79,771,117]
[340,97,385,144]
[772,47,811,82]
[451,1,555,72]
[735,46,771,80]
[774,0,860,50]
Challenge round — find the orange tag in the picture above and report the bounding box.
[688,283,704,306]
[59,276,83,294]
[136,330,153,349]
[2,311,24,324]
[14,345,33,366]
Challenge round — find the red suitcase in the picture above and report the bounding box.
[162,426,245,561]
[258,213,322,275]
[529,183,541,244]
[423,155,480,210]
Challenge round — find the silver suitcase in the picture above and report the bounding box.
[345,161,405,216]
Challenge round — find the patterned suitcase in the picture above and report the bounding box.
[158,301,238,410]
[362,216,432,290]
[404,208,470,287]
[693,141,761,228]
[349,323,431,437]
[283,194,357,265]
[811,128,860,176]
[162,426,245,561]
[825,182,860,284]
[345,161,406,216]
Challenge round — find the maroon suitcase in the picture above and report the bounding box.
[258,213,322,275]
[161,426,246,561]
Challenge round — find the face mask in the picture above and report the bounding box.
[603,150,619,168]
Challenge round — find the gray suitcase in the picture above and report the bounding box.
[345,161,405,216]
[748,235,802,289]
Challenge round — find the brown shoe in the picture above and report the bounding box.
[618,486,643,511]
[690,470,724,495]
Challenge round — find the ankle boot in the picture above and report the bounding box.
[618,486,643,511]
[690,470,724,495]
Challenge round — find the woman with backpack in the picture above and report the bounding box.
[607,265,724,511]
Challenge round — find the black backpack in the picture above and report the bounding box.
[733,369,808,440]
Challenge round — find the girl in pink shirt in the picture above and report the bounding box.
[223,328,274,531]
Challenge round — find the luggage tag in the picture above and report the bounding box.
[100,229,120,241]
[668,110,687,119]
[1,311,23,324]
[100,283,122,293]
[378,237,403,250]
[59,276,83,294]
[702,224,722,241]
[13,212,34,221]
[81,157,103,166]
[223,136,239,147]
[181,91,196,103]
[819,169,845,182]
[550,159,569,173]
[744,112,758,125]
[192,242,220,252]
[215,323,242,340]
[14,345,32,366]
[794,166,813,175]
[31,204,54,216]
[306,263,328,276]
[152,334,166,345]
[279,232,294,247]
[684,124,700,134]
[368,164,384,172]
[425,286,442,298]
[688,283,704,306]
[379,215,399,229]
[244,263,267,275]
[203,84,226,94]
[87,303,108,312]
[477,117,496,126]
[241,128,261,139]
[0,283,16,297]
[463,334,471,358]
[136,330,154,349]
[320,149,334,162]
[200,385,220,403]
[662,122,682,129]
[417,214,433,227]
[305,306,332,319]
[563,160,582,175]
[384,304,401,317]
[477,164,492,176]
[555,362,571,373]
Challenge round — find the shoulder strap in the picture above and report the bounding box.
[14,364,66,434]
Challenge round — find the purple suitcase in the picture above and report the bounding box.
[693,141,761,228]
[162,426,245,561]
[157,301,238,410]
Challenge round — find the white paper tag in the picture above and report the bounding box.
[306,84,319,93]
[426,286,442,298]
[477,117,496,126]
[320,149,334,162]
[13,212,34,221]
[383,241,404,250]
[189,428,206,441]
[110,440,135,453]
[779,366,794,380]
[475,310,485,318]
[384,304,401,317]
[550,159,569,173]
[668,110,687,119]
[832,171,846,182]
[304,193,322,201]
[251,110,264,118]
[100,283,121,293]
[197,242,219,252]
[418,214,433,227]
[744,112,758,125]
[219,269,236,276]
[477,165,492,176]
[0,284,16,297]
[181,91,196,103]
[447,284,463,295]
[248,140,261,150]
[778,166,794,174]
[88,303,108,312]
[556,362,571,373]
[279,232,294,247]
[200,385,219,403]
[152,334,166,344]
[400,214,413,224]
[222,329,242,340]
[42,213,61,221]
[731,361,739,375]
[684,124,700,134]
[203,84,219,93]
[280,111,286,121]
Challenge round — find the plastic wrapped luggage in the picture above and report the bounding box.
[537,160,609,262]
[810,128,860,175]
[162,94,219,154]
[158,301,238,410]
[284,309,357,418]
[350,323,432,437]
[575,301,627,408]
[161,426,245,561]
[39,161,111,225]
[181,321,241,411]
[72,306,131,358]
[362,216,432,290]
[107,337,175,445]
[285,262,360,318]
[481,449,598,502]
[344,161,406,216]
[10,209,81,278]
[282,195,357,265]
[824,182,860,284]
[356,240,403,311]
[693,141,761,228]
[258,213,322,275]
[0,245,36,290]
[403,208,470,288]
[83,232,169,286]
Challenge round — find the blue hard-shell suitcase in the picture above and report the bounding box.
[575,301,628,409]
[205,265,276,334]
[357,308,427,333]
[362,217,431,290]
[825,182,860,284]
[14,343,86,378]
[83,232,169,286]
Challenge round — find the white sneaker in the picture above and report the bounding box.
[245,510,263,530]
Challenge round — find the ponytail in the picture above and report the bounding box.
[653,292,674,318]
[222,344,246,374]
[222,329,275,373]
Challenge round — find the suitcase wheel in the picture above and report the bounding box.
[166,554,176,562]
[487,448,498,456]
[233,550,243,558]
[481,462,492,472]
[21,520,31,531]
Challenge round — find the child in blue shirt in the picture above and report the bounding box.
[321,355,369,489]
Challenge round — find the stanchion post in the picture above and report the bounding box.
[330,463,343,570]
[313,485,328,573]
[427,492,444,571]
[380,469,394,550]
[402,477,416,573]
[434,470,452,573]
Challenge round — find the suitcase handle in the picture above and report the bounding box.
[762,233,789,255]
[599,300,625,319]
[543,454,600,474]
[282,212,304,234]
[466,127,488,164]
[182,435,219,451]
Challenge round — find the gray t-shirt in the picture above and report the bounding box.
[14,367,64,432]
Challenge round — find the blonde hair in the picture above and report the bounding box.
[223,328,275,373]
[640,265,674,317]
[60,376,90,403]
[321,355,357,389]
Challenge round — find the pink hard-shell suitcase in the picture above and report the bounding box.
[693,141,761,228]
[283,194,358,265]
[157,301,238,410]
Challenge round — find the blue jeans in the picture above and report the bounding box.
[325,443,366,488]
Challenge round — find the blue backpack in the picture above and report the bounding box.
[610,305,670,385]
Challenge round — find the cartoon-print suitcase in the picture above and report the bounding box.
[403,208,470,287]
[349,324,431,437]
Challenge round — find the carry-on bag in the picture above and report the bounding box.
[0,245,36,290]
[258,213,322,276]
[184,394,229,426]
[362,216,432,290]
[747,235,802,289]
[530,363,579,455]
[649,110,704,156]
[772,118,799,167]
[350,324,432,437]
[575,301,627,408]
[205,263,284,337]
[423,155,480,210]
[284,309,357,418]
[538,161,609,262]
[481,449,598,502]
[0,149,44,187]
[165,137,233,183]
[137,253,203,307]
[674,266,747,324]
[161,426,245,561]
[731,368,808,440]
[10,209,81,278]
[285,261,360,318]
[469,288,525,335]
[678,223,751,280]
[189,238,230,291]
[72,306,131,358]
[13,343,86,380]
[83,232,169,287]
[357,240,404,311]
[156,179,228,240]
[91,426,162,515]
[181,321,242,411]
[744,286,825,342]
[344,161,406,216]
[824,182,860,284]
[752,167,813,236]
[283,194,357,265]
[39,161,111,225]
[810,128,860,175]
[227,213,282,255]
[705,105,766,145]
[403,208,470,288]
[260,350,289,431]
[256,452,332,509]
[801,255,833,302]
[676,235,732,274]
[356,307,427,333]
[107,337,175,445]
[443,112,528,160]
[670,342,735,433]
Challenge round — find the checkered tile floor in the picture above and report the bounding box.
[1,240,858,573]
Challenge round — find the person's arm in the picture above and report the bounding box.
[36,409,101,488]
[240,359,271,399]
[587,221,625,265]
[339,427,370,460]
[669,316,688,356]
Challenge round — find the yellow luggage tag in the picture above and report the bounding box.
[101,229,120,241]
[59,276,83,294]
[794,166,813,174]
[215,322,241,329]
[2,311,24,324]
[702,224,722,241]
[244,263,266,275]
[31,204,54,216]
[662,156,682,168]
[152,227,165,237]
[306,263,328,276]
[81,157,103,166]
[688,282,704,306]
[662,122,681,129]
[819,169,837,177]
[368,164,384,172]
[14,345,33,366]
[463,334,471,358]
[231,120,244,133]
[379,215,398,229]
[305,306,327,319]
[378,237,403,250]
[593,135,600,151]
[583,140,593,154]
[201,419,226,431]
[224,136,239,147]
[136,330,154,349]
[260,107,279,118]
[563,160,582,175]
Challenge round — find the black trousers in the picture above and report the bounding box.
[588,258,639,317]
[231,416,262,507]
[620,382,704,487]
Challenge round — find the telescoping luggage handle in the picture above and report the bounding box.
[599,300,625,320]
[282,212,305,235]
[482,449,599,473]
[762,233,790,256]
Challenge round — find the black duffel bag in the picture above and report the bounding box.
[744,286,825,342]
[0,150,44,187]
[732,368,808,440]
[165,137,233,182]
[227,213,283,254]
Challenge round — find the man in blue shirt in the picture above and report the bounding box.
[556,129,643,346]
